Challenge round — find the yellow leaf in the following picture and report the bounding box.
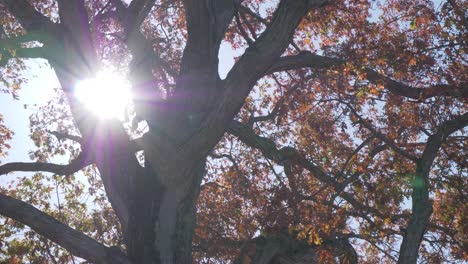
[7,48,16,57]
[409,58,417,66]
[370,88,379,95]
[313,233,322,245]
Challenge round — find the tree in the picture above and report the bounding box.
[0,0,466,263]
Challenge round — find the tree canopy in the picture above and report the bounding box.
[0,0,467,263]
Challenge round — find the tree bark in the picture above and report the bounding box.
[396,164,432,264]
[126,158,206,264]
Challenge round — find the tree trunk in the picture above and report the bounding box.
[126,157,206,264]
[397,165,432,264]
[21,2,327,263]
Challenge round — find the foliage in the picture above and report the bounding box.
[0,0,467,263]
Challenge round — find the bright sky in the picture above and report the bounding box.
[0,61,60,182]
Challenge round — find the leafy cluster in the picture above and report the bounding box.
[0,0,466,263]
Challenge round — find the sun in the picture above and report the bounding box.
[74,71,132,119]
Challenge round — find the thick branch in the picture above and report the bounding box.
[126,0,156,30]
[0,152,92,176]
[13,47,48,59]
[55,0,98,79]
[0,0,60,64]
[179,0,239,76]
[222,0,314,103]
[268,52,468,99]
[0,0,58,34]
[0,47,49,66]
[0,27,51,64]
[49,131,83,144]
[0,193,131,264]
[420,113,468,175]
[112,0,162,125]
[228,120,332,185]
[166,0,241,127]
[398,112,468,264]
[0,33,40,47]
[181,0,325,163]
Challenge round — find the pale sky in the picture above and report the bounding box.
[0,60,60,182]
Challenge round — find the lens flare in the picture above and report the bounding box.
[75,71,132,119]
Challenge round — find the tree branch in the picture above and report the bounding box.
[398,112,468,264]
[420,113,468,175]
[247,83,301,127]
[345,102,419,162]
[0,0,58,34]
[227,120,333,185]
[0,0,60,64]
[55,0,98,79]
[0,152,92,176]
[338,136,374,177]
[111,0,162,125]
[235,9,254,46]
[0,34,47,64]
[12,47,48,59]
[0,47,49,66]
[171,0,240,119]
[179,0,240,75]
[48,131,83,145]
[227,120,402,229]
[181,0,327,163]
[0,193,131,264]
[238,5,302,52]
[0,33,40,48]
[268,52,468,99]
[126,0,156,30]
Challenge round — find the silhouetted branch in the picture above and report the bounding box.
[1,0,58,34]
[0,193,131,264]
[268,52,468,99]
[0,152,92,176]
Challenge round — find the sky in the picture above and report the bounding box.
[0,60,60,182]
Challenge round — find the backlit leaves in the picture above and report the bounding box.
[0,0,466,263]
